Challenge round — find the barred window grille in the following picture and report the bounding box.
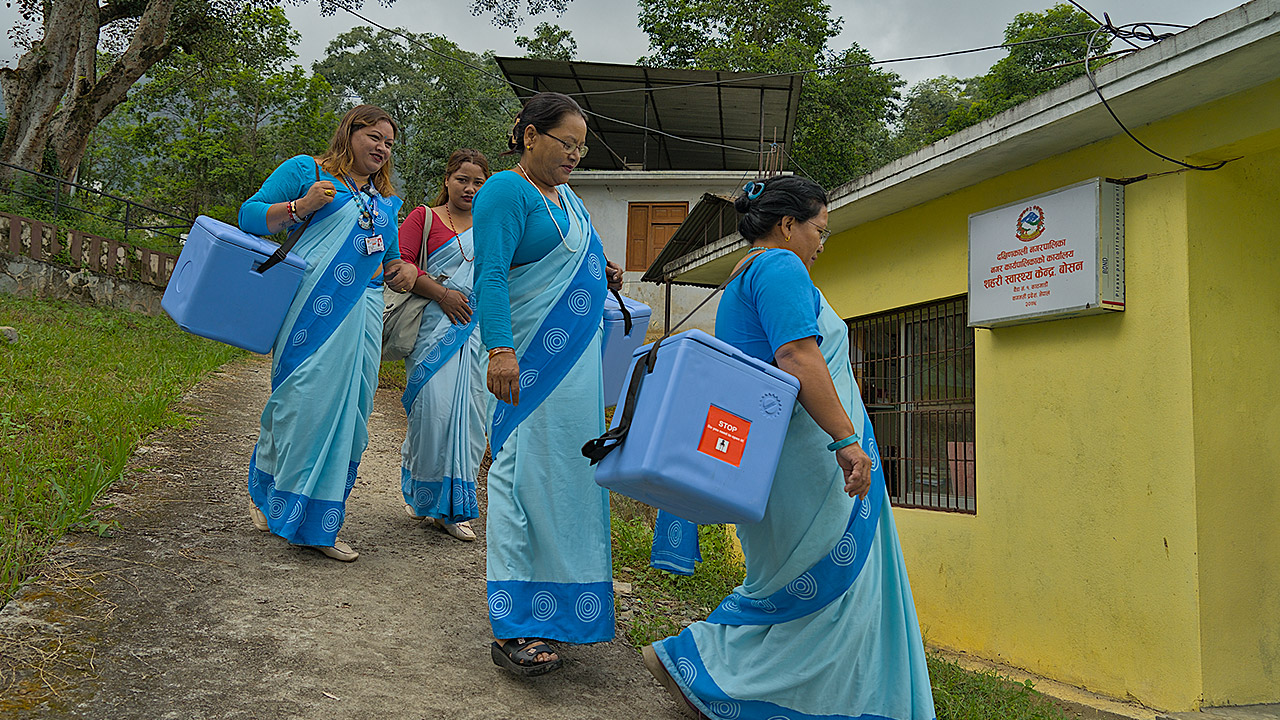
[848,296,976,513]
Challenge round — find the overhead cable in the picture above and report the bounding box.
[1083,19,1226,171]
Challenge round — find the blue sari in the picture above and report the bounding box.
[240,156,403,547]
[651,294,936,720]
[400,227,484,522]
[482,186,615,644]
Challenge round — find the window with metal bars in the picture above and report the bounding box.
[848,296,976,513]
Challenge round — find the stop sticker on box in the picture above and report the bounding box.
[697,405,751,466]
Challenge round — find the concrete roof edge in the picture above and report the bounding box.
[569,170,765,184]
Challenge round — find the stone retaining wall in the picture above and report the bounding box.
[1,252,165,316]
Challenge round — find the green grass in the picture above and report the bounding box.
[609,498,1073,720]
[0,295,242,604]
[378,360,407,391]
[927,654,1074,720]
[610,494,745,648]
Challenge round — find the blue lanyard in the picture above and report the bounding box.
[342,176,379,227]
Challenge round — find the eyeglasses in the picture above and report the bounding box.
[540,130,589,158]
[806,219,830,242]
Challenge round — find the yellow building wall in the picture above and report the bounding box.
[811,79,1280,710]
[1186,145,1280,706]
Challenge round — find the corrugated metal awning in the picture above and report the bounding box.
[494,57,802,172]
[641,193,749,287]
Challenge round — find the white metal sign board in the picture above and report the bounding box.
[968,178,1125,328]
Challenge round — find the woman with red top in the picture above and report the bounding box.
[396,149,491,542]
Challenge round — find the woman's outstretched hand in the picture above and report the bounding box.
[836,442,872,499]
[488,351,521,406]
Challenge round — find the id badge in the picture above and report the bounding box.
[364,234,384,255]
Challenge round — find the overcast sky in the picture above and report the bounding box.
[0,0,1250,89]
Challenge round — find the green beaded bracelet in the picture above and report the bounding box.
[826,433,860,452]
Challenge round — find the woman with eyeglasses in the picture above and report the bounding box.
[472,92,623,676]
[640,176,936,719]
[396,149,491,543]
[239,104,416,562]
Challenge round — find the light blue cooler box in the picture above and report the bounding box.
[594,329,800,524]
[162,215,307,354]
[601,293,652,406]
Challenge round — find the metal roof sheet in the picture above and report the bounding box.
[494,57,803,171]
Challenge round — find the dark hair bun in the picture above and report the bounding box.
[734,176,829,243]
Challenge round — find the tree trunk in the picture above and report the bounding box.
[50,0,181,179]
[0,0,183,184]
[0,0,89,180]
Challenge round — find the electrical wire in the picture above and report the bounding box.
[1082,20,1226,172]
[774,143,816,183]
[566,31,1099,97]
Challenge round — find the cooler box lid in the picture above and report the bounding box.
[604,293,652,322]
[194,215,307,271]
[639,328,800,392]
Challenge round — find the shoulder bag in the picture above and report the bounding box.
[381,207,433,362]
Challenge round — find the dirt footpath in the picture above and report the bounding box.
[0,356,677,719]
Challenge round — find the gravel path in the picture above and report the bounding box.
[0,355,676,719]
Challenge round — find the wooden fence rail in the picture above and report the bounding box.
[1,212,179,288]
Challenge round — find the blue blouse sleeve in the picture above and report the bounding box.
[473,172,531,350]
[238,155,313,236]
[746,251,822,355]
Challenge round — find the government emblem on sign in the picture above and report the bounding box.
[1016,205,1046,242]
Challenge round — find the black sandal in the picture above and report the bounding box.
[490,638,564,676]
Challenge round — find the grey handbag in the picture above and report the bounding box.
[381,207,433,362]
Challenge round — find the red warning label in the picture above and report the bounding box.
[697,405,751,467]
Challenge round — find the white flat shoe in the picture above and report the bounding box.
[312,539,359,562]
[250,504,269,532]
[433,518,476,542]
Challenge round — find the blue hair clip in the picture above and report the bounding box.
[743,181,765,200]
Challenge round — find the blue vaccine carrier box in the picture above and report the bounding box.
[594,329,800,524]
[162,215,308,354]
[601,293,652,406]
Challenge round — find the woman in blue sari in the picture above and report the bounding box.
[643,177,936,720]
[240,105,415,562]
[473,92,624,676]
[396,149,491,542]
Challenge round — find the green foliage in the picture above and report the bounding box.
[792,46,903,189]
[896,4,1109,157]
[981,3,1107,112]
[636,0,900,188]
[516,22,578,60]
[83,7,336,225]
[314,28,518,208]
[0,296,242,604]
[466,0,571,29]
[638,0,840,71]
[896,76,973,151]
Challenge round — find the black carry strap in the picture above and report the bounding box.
[256,162,322,275]
[582,248,768,464]
[610,287,633,336]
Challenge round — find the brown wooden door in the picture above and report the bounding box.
[626,201,688,272]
